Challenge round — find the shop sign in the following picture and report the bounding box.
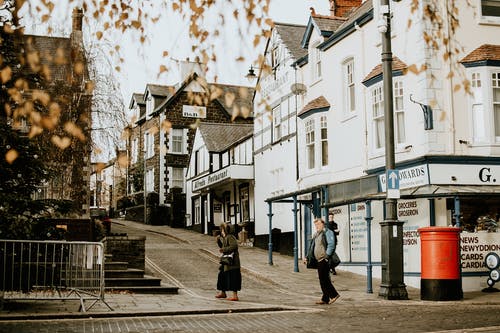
[379,164,428,191]
[461,233,500,272]
[193,169,229,192]
[349,203,368,261]
[260,71,290,99]
[430,164,500,185]
[213,203,222,213]
[182,105,206,118]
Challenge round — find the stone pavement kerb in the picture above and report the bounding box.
[1,219,500,320]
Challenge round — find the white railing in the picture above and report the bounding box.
[0,240,112,312]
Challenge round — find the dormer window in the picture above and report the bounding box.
[272,45,280,77]
[311,42,322,82]
[146,93,154,118]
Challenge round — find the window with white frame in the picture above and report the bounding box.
[320,116,328,166]
[481,0,500,18]
[493,72,500,138]
[394,81,406,144]
[131,138,138,164]
[272,45,280,75]
[305,119,315,169]
[311,42,321,82]
[171,128,184,154]
[171,167,184,189]
[467,68,500,143]
[146,94,154,118]
[281,97,289,137]
[145,168,154,193]
[372,86,384,149]
[371,80,406,150]
[344,59,356,114]
[144,132,154,158]
[273,105,281,142]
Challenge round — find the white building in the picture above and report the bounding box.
[255,0,500,292]
[186,123,254,236]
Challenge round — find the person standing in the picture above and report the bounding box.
[328,212,340,274]
[306,218,340,305]
[215,222,241,301]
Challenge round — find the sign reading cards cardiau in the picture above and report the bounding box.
[182,105,206,118]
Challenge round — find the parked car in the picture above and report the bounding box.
[90,207,111,236]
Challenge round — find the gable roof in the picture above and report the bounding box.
[146,84,173,97]
[274,22,308,60]
[199,122,254,152]
[298,95,330,118]
[301,14,346,49]
[460,44,500,67]
[362,57,408,86]
[129,93,144,109]
[152,73,254,119]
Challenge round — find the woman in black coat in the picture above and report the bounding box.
[215,222,241,301]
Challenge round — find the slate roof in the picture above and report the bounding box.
[199,122,254,152]
[460,44,500,64]
[362,57,408,84]
[335,0,373,32]
[129,93,144,108]
[211,83,254,117]
[312,15,346,35]
[147,84,173,97]
[298,95,330,117]
[150,73,254,119]
[274,23,308,60]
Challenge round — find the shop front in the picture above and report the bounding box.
[189,165,254,239]
[326,158,500,292]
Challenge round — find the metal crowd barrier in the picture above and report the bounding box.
[0,239,112,312]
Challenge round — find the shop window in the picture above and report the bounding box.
[240,186,250,222]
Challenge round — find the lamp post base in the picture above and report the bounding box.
[379,283,408,300]
[379,219,409,300]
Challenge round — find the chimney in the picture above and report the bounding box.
[72,7,83,32]
[178,57,208,81]
[330,0,362,17]
[70,7,83,49]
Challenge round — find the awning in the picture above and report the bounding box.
[399,184,500,198]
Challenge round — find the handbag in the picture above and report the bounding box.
[220,252,234,265]
[329,252,341,269]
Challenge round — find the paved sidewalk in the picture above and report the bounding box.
[1,219,499,320]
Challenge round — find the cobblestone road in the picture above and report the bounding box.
[2,222,500,333]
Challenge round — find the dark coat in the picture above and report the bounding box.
[217,223,240,271]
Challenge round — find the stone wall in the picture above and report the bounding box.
[104,235,146,270]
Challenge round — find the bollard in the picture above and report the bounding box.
[418,227,462,301]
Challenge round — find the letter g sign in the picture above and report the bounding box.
[479,167,495,183]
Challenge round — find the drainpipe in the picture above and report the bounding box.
[365,200,373,294]
[293,195,299,272]
[267,201,274,265]
[323,186,330,229]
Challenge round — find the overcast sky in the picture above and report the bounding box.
[118,0,330,101]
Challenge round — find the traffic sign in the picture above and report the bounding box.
[387,169,400,199]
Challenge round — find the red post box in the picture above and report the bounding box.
[418,227,462,301]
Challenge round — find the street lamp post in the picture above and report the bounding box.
[378,0,408,300]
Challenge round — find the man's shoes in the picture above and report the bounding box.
[227,297,239,301]
[329,295,340,304]
[215,293,226,299]
[315,299,327,305]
